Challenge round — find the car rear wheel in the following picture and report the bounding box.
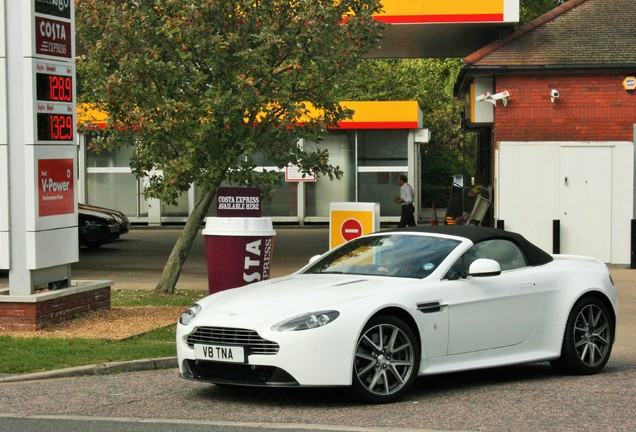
[352,315,419,403]
[85,241,103,249]
[551,296,613,375]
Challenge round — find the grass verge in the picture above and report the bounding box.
[111,289,207,307]
[0,289,208,375]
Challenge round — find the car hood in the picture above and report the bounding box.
[79,208,117,221]
[194,273,416,329]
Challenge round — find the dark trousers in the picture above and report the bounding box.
[398,203,416,227]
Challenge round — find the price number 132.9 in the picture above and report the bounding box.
[37,113,74,141]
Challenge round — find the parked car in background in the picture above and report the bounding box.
[78,203,130,249]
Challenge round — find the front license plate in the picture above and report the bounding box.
[194,344,245,363]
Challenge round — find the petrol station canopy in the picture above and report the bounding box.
[73,1,520,59]
[368,0,519,58]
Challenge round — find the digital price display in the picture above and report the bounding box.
[36,73,73,102]
[33,61,75,143]
[37,113,74,141]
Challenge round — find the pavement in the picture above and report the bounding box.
[1,226,635,383]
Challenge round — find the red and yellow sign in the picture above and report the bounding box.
[335,101,421,129]
[376,0,507,24]
[297,101,421,130]
[330,210,376,249]
[78,101,422,131]
[329,202,380,249]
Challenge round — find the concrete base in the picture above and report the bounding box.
[0,280,113,332]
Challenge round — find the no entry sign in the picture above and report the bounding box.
[329,202,380,249]
[341,218,363,242]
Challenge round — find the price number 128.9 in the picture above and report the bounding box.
[36,73,73,102]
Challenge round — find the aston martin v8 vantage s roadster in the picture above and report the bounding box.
[177,226,618,403]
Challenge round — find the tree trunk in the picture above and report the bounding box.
[154,186,217,294]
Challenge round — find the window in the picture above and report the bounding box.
[357,130,408,167]
[445,239,527,279]
[357,172,402,217]
[305,234,460,279]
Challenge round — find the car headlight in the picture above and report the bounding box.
[272,310,340,332]
[179,304,202,326]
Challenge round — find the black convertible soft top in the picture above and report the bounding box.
[386,225,554,267]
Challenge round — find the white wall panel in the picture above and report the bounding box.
[27,226,78,269]
[496,141,633,264]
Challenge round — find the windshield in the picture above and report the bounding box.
[303,234,460,279]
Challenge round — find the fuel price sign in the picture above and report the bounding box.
[37,112,73,141]
[35,60,73,102]
[36,73,73,102]
[33,60,75,144]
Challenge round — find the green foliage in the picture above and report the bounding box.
[77,0,383,205]
[520,0,567,24]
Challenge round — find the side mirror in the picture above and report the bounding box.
[308,254,322,265]
[468,258,501,277]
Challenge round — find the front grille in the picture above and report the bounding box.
[184,360,298,386]
[186,327,280,355]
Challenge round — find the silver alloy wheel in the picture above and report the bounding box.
[354,323,415,396]
[574,303,611,367]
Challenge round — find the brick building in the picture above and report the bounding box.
[455,0,636,264]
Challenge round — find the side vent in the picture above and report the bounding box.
[416,302,445,313]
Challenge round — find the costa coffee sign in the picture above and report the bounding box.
[38,158,74,216]
[35,0,72,19]
[243,238,273,283]
[35,16,72,58]
[216,187,262,217]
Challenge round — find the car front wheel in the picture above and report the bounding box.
[551,296,614,375]
[352,315,419,403]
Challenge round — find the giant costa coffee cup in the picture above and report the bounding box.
[202,217,276,294]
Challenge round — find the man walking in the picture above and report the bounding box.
[395,174,416,227]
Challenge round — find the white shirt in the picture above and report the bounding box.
[400,183,414,205]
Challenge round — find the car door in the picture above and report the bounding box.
[444,239,543,355]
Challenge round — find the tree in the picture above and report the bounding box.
[520,0,567,24]
[76,0,383,293]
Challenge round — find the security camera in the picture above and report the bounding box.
[485,91,510,106]
[550,89,559,103]
[490,91,510,101]
[475,92,491,102]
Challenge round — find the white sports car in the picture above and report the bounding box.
[177,226,618,403]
